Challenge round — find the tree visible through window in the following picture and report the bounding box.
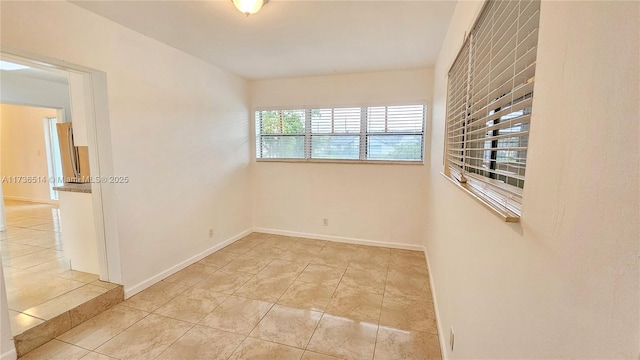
[258,110,305,159]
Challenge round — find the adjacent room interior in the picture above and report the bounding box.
[0,1,637,360]
[0,60,122,356]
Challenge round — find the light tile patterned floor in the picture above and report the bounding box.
[22,232,441,360]
[1,200,105,335]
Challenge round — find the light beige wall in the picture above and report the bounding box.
[250,69,432,247]
[0,1,252,296]
[0,104,56,203]
[426,1,639,358]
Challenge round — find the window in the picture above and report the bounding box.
[256,105,425,162]
[256,109,306,159]
[445,0,540,221]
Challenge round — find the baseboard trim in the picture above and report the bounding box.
[3,196,58,205]
[124,227,425,296]
[0,348,17,360]
[424,248,446,360]
[253,227,424,251]
[124,228,252,298]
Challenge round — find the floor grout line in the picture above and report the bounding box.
[102,311,152,350]
[224,334,250,360]
[301,257,350,357]
[151,320,197,360]
[371,256,391,360]
[10,228,433,359]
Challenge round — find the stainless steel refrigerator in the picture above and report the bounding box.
[56,122,90,183]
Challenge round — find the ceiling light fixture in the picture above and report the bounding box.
[232,0,267,16]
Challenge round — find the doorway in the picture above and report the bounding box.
[0,51,121,345]
[0,95,102,341]
[0,51,119,281]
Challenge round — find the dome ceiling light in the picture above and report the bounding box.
[232,0,268,16]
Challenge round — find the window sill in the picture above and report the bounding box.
[440,172,520,223]
[256,158,424,166]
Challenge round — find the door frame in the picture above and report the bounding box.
[0,47,121,284]
[43,111,65,201]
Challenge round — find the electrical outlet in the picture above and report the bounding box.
[208,228,214,238]
[449,327,455,352]
[323,218,329,226]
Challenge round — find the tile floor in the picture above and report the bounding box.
[22,232,441,359]
[1,200,108,336]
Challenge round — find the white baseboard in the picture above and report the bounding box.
[3,196,58,205]
[124,228,252,298]
[424,248,446,360]
[253,227,425,251]
[122,227,442,358]
[0,348,17,360]
[124,227,425,297]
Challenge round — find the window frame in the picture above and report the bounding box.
[255,104,427,165]
[443,0,540,222]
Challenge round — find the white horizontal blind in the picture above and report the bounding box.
[446,37,472,182]
[311,107,361,160]
[256,109,306,159]
[367,105,425,133]
[311,108,361,134]
[256,105,426,162]
[445,0,540,218]
[366,105,425,161]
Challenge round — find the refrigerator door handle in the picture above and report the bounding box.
[68,127,80,178]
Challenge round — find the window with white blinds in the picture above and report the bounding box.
[256,105,425,162]
[445,0,540,221]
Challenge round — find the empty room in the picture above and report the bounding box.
[0,0,637,359]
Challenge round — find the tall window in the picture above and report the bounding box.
[445,0,540,221]
[256,105,425,162]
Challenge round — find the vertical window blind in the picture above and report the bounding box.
[256,105,425,162]
[445,0,540,220]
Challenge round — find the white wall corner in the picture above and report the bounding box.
[123,228,253,298]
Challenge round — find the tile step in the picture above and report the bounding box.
[14,283,123,358]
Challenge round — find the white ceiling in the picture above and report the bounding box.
[71,0,456,80]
